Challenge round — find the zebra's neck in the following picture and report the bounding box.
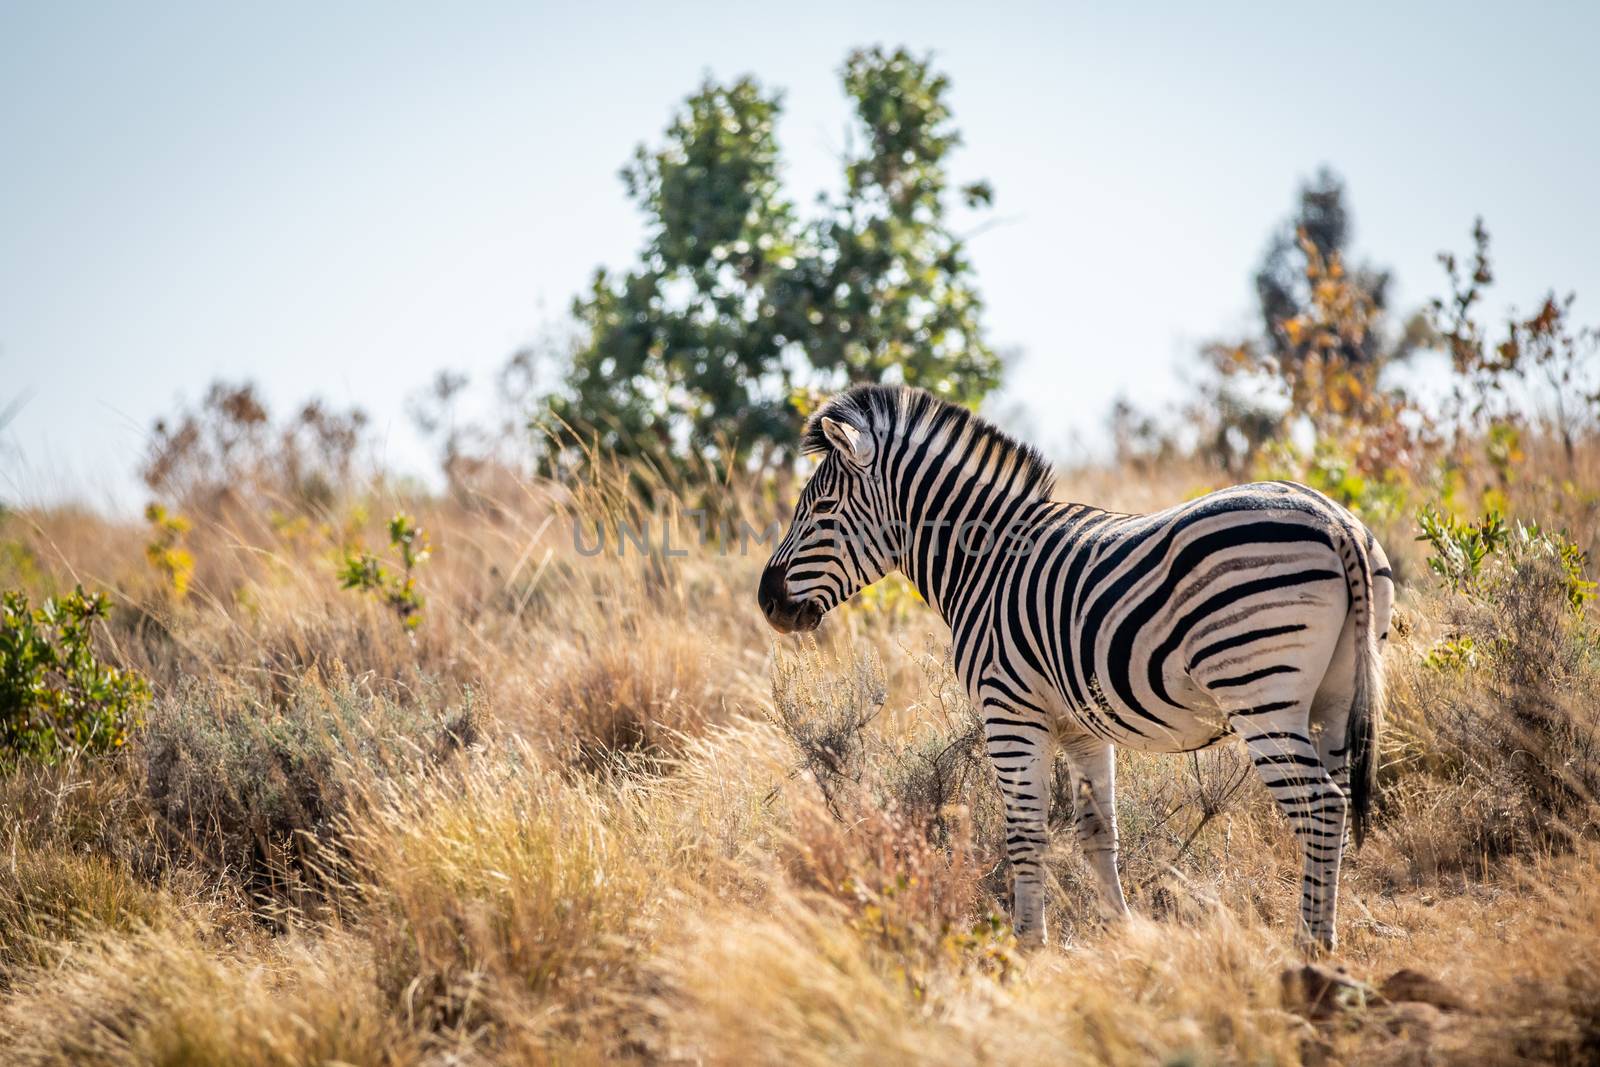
[893,464,1054,628]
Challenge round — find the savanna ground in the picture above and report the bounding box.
[3,413,1600,1066]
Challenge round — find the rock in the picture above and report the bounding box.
[1350,918,1407,940]
[1379,968,1469,1013]
[1282,962,1378,1021]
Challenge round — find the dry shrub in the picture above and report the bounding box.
[758,640,1027,1031]
[768,641,992,897]
[770,638,1002,846]
[1096,744,1286,923]
[137,672,475,910]
[767,638,890,815]
[1376,548,1600,885]
[535,617,732,770]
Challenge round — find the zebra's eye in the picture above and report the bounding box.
[812,498,838,515]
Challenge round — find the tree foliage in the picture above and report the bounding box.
[1251,169,1402,373]
[1198,168,1430,470]
[542,47,1002,474]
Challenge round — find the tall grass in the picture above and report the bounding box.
[3,438,1600,1064]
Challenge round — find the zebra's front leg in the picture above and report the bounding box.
[1061,733,1131,921]
[983,709,1054,946]
[1231,704,1348,952]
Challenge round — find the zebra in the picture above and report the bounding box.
[757,384,1392,951]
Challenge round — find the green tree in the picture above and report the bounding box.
[543,47,1002,475]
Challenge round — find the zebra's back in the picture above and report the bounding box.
[992,481,1380,754]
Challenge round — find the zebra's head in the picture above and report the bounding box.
[759,403,899,634]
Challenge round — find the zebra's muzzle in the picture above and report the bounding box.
[758,563,824,634]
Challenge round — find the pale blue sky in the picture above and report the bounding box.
[3,1,1596,510]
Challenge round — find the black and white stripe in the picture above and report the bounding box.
[759,385,1393,951]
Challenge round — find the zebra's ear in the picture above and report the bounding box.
[821,416,875,466]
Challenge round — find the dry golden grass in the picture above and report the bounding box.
[3,443,1599,1065]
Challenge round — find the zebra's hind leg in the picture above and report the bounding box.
[1228,700,1348,952]
[982,705,1054,946]
[1309,614,1360,850]
[1060,733,1131,922]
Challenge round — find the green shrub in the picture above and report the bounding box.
[143,503,194,600]
[1421,634,1480,671]
[339,512,430,629]
[1416,505,1508,594]
[0,587,149,764]
[1417,505,1595,613]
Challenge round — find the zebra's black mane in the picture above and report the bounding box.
[801,384,1056,501]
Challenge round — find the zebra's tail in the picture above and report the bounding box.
[1343,527,1385,849]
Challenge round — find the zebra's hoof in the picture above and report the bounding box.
[1295,928,1338,958]
[1014,926,1048,950]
